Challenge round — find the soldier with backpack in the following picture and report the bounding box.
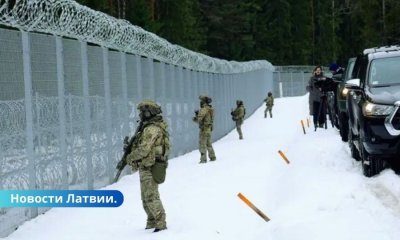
[231,100,246,139]
[126,100,170,233]
[193,95,216,163]
[264,92,274,118]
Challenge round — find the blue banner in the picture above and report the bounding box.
[0,190,124,208]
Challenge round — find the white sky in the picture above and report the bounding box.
[5,95,400,240]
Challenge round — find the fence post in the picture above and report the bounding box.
[120,53,129,134]
[80,41,93,190]
[34,92,41,153]
[135,55,143,101]
[146,57,155,99]
[55,36,68,189]
[102,47,113,183]
[21,30,38,218]
[290,71,294,97]
[278,71,283,98]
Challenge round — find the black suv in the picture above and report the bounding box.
[336,57,356,142]
[346,46,400,177]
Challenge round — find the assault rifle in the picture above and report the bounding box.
[113,122,142,183]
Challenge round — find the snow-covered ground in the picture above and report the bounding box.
[5,95,400,240]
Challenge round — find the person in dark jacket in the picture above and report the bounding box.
[307,66,327,130]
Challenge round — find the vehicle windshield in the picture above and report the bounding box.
[345,59,355,81]
[369,56,400,86]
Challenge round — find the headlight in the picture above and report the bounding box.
[341,88,349,97]
[362,102,394,116]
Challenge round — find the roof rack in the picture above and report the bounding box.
[363,45,400,54]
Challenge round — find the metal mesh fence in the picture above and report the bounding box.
[0,28,273,236]
[0,1,320,237]
[272,66,331,98]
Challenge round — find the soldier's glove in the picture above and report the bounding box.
[126,153,139,170]
[131,161,139,171]
[193,110,199,122]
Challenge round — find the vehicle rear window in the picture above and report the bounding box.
[369,56,400,86]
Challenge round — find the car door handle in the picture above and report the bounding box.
[384,101,400,136]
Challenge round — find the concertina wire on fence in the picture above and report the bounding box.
[0,0,273,73]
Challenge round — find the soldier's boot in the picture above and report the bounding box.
[209,149,216,161]
[145,222,156,229]
[153,213,167,232]
[264,112,267,118]
[270,113,273,118]
[145,216,156,229]
[237,128,243,139]
[153,227,167,233]
[199,153,207,163]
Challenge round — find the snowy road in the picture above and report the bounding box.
[5,95,400,240]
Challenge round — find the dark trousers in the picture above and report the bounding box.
[312,101,326,126]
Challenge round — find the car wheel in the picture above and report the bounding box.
[339,113,348,142]
[360,144,385,177]
[348,128,360,161]
[360,144,372,177]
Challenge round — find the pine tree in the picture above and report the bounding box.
[288,0,312,64]
[125,0,160,33]
[157,0,206,52]
[353,0,382,48]
[253,0,292,65]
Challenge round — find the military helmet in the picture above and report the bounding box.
[137,100,162,117]
[199,95,212,104]
[268,92,272,97]
[236,100,243,106]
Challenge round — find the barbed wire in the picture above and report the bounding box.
[0,0,274,73]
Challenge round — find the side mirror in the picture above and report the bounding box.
[345,78,361,90]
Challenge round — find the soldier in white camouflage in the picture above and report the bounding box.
[126,100,170,233]
[193,95,216,163]
[231,100,246,139]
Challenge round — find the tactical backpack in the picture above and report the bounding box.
[209,106,214,124]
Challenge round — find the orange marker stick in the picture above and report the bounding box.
[301,120,306,134]
[278,150,290,164]
[237,193,270,222]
